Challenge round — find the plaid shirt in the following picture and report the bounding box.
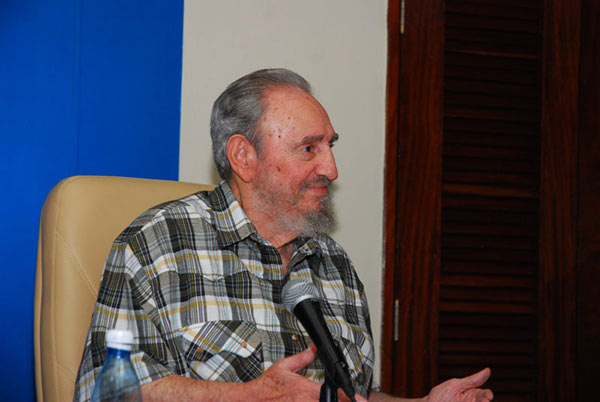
[74,181,375,400]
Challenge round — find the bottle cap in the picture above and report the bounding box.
[105,329,134,351]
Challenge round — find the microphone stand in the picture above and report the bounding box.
[320,375,357,402]
[319,376,338,402]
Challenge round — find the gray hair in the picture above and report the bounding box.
[210,68,312,180]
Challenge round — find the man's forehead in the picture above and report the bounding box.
[297,132,339,144]
[259,86,335,143]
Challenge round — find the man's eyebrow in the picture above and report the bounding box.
[298,133,340,145]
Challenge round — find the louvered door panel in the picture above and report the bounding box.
[440,1,542,401]
[385,0,586,400]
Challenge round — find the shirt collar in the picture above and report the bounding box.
[209,181,257,247]
[294,236,323,256]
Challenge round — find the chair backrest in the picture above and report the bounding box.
[34,175,214,402]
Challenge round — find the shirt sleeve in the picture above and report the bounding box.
[358,286,381,393]
[73,238,180,402]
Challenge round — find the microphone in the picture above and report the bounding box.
[282,278,356,402]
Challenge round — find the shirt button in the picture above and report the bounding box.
[241,341,248,348]
[291,334,298,341]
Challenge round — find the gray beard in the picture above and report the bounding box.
[292,194,337,237]
[253,184,337,237]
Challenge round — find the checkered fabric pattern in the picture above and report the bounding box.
[74,181,375,401]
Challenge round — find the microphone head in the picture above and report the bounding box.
[281,278,320,313]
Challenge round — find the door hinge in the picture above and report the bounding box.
[393,298,400,341]
[401,0,406,35]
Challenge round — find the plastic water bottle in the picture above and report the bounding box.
[91,329,142,402]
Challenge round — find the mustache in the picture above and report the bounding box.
[299,176,333,192]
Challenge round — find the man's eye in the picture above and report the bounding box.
[303,145,313,153]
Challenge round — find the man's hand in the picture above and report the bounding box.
[243,345,321,401]
[424,368,493,402]
[141,344,367,401]
[244,345,367,402]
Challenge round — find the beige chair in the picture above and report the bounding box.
[34,175,214,402]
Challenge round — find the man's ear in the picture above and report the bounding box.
[226,134,258,183]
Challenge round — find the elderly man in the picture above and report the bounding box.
[74,69,493,401]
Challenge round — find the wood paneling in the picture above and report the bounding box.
[382,0,444,396]
[441,1,542,400]
[538,0,580,400]
[381,0,401,391]
[383,0,598,400]
[577,0,600,399]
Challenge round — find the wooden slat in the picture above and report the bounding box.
[439,339,536,353]
[537,0,580,400]
[446,14,539,33]
[440,353,535,365]
[446,79,539,98]
[444,117,539,137]
[439,326,535,341]
[444,106,539,122]
[442,194,538,211]
[444,145,538,160]
[445,64,537,85]
[443,224,537,238]
[440,1,542,400]
[445,94,539,113]
[446,29,539,51]
[441,289,536,304]
[443,208,537,225]
[443,248,537,264]
[442,261,537,276]
[448,0,540,8]
[446,3,541,20]
[440,301,536,314]
[442,234,537,250]
[443,184,537,199]
[444,172,537,188]
[440,275,536,288]
[445,52,539,74]
[444,158,538,175]
[440,312,536,328]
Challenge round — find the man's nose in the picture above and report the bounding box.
[317,147,338,181]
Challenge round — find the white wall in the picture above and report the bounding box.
[179,0,387,381]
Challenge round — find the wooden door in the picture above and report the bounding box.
[381,0,596,400]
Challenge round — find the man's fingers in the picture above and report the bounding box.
[354,394,368,402]
[460,368,491,388]
[466,388,494,401]
[479,388,494,401]
[277,345,317,373]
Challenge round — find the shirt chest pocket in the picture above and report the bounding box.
[179,320,263,383]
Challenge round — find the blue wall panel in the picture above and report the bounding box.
[77,1,182,179]
[0,1,183,400]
